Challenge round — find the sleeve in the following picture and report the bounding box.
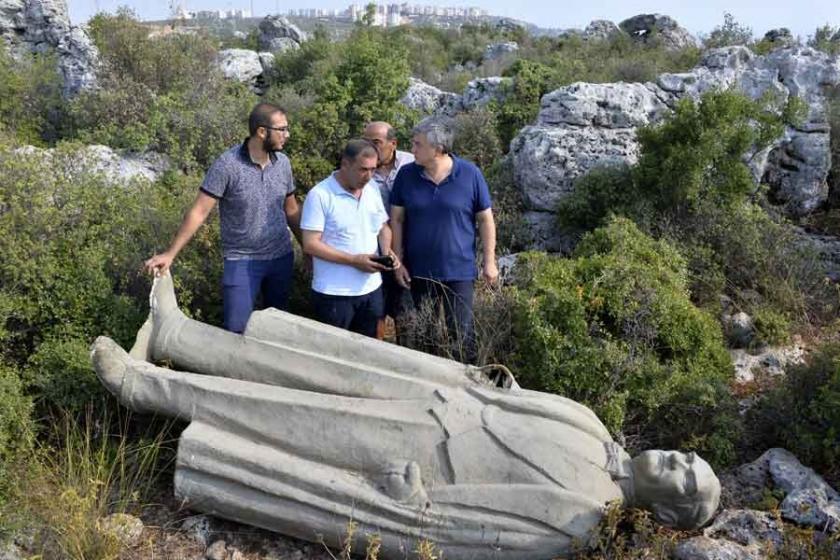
[200,157,228,199]
[372,189,388,227]
[300,188,326,232]
[473,167,492,214]
[389,167,408,208]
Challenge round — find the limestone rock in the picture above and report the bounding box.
[483,41,518,61]
[673,536,761,560]
[15,144,169,184]
[205,539,227,560]
[729,343,805,383]
[619,13,700,51]
[512,82,668,216]
[703,509,784,550]
[181,514,217,546]
[216,48,266,93]
[258,15,306,52]
[582,20,620,41]
[0,0,99,96]
[99,513,144,547]
[400,77,459,115]
[723,311,755,348]
[459,76,512,110]
[795,228,840,282]
[510,46,840,243]
[722,449,840,533]
[0,541,23,560]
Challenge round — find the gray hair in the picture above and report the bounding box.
[412,116,454,154]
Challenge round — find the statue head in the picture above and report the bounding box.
[630,450,720,529]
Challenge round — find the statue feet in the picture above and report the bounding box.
[129,271,185,360]
[91,336,129,400]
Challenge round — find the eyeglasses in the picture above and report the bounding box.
[264,126,289,133]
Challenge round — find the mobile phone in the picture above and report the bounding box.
[371,255,395,268]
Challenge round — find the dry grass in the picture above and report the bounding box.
[3,409,174,560]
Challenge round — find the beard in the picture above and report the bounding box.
[262,134,276,153]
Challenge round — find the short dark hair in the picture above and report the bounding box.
[340,138,378,164]
[248,103,286,136]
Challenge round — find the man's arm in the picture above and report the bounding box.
[284,194,303,247]
[301,231,387,273]
[377,223,400,270]
[145,192,217,275]
[390,205,411,287]
[476,208,498,284]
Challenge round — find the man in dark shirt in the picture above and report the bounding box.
[390,116,498,363]
[145,103,301,333]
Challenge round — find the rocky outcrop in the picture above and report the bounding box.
[510,46,840,249]
[510,82,669,247]
[721,449,840,532]
[582,20,621,41]
[215,49,275,94]
[400,77,459,115]
[257,15,306,52]
[619,13,700,51]
[15,144,169,184]
[459,76,512,110]
[483,41,518,62]
[0,0,99,96]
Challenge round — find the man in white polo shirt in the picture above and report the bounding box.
[300,139,400,337]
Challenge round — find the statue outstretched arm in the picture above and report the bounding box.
[129,273,507,400]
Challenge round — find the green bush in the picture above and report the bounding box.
[492,59,557,148]
[704,13,754,49]
[453,109,502,170]
[0,45,64,145]
[0,363,33,505]
[68,10,257,172]
[509,217,738,464]
[0,144,224,412]
[750,343,840,487]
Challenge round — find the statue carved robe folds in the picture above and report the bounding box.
[91,273,719,560]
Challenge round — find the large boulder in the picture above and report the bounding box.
[511,46,840,249]
[258,15,306,52]
[619,13,700,51]
[215,49,273,94]
[459,76,512,110]
[16,144,169,184]
[483,41,518,62]
[582,20,621,41]
[510,82,669,248]
[400,77,459,115]
[0,0,98,96]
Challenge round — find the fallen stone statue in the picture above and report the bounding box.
[90,273,721,559]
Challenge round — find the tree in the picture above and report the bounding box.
[704,13,754,48]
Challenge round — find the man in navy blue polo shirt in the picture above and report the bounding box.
[144,103,301,333]
[390,116,498,364]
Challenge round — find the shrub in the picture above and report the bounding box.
[704,13,754,49]
[492,59,557,148]
[69,10,257,172]
[0,363,33,506]
[509,218,738,464]
[0,144,224,411]
[0,45,64,145]
[452,109,502,170]
[749,343,840,487]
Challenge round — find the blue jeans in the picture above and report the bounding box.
[222,253,294,333]
[311,287,384,338]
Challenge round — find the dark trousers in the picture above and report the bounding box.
[311,286,384,338]
[410,278,476,364]
[382,270,410,319]
[222,253,294,334]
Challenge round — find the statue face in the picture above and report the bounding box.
[631,450,720,528]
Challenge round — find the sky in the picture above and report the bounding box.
[67,0,840,39]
